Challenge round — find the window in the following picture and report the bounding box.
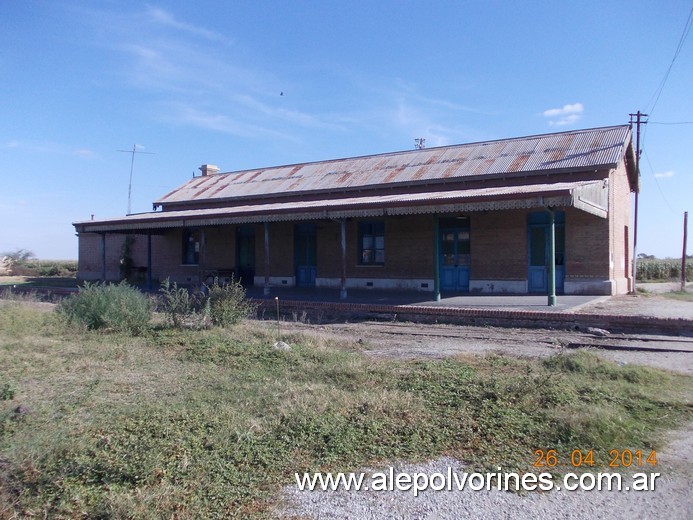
[359,221,384,265]
[440,217,470,267]
[182,230,200,265]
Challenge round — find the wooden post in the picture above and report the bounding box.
[146,232,152,290]
[682,211,688,292]
[199,229,206,289]
[264,222,270,296]
[340,219,347,299]
[100,233,106,282]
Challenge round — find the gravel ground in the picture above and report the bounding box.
[272,295,692,519]
[277,430,691,519]
[575,292,693,319]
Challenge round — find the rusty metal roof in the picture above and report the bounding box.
[156,125,632,207]
[76,180,607,233]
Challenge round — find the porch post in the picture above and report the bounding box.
[433,215,441,301]
[547,209,557,306]
[199,229,206,289]
[100,233,106,282]
[340,219,347,299]
[264,222,270,296]
[146,231,152,290]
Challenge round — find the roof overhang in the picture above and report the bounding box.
[74,180,608,234]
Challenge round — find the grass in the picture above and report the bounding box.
[1,301,691,518]
[661,290,693,302]
[0,276,80,288]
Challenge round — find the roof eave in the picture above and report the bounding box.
[155,164,616,211]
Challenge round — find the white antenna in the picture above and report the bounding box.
[117,144,155,214]
[415,138,426,150]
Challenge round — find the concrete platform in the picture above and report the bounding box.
[246,286,604,313]
[247,286,692,336]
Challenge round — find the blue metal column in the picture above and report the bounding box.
[340,219,348,299]
[264,222,270,296]
[547,209,556,306]
[433,215,441,301]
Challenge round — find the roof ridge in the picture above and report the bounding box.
[215,125,631,175]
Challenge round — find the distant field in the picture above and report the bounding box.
[637,258,692,282]
[1,259,77,278]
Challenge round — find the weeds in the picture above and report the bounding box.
[0,307,690,518]
[157,277,256,329]
[205,276,257,327]
[1,383,15,400]
[56,281,152,333]
[157,277,205,328]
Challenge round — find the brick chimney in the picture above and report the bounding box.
[199,164,220,176]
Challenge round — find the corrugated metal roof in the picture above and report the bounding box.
[76,180,606,233]
[156,125,631,206]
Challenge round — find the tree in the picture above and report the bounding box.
[1,248,35,264]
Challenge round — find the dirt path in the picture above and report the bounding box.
[276,320,693,374]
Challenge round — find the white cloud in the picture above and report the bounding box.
[145,6,231,44]
[543,103,584,117]
[543,103,584,126]
[654,171,675,179]
[2,140,97,158]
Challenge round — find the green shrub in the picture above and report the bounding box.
[37,264,61,277]
[1,382,15,400]
[157,278,206,328]
[56,281,152,333]
[205,276,257,327]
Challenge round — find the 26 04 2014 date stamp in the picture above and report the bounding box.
[533,449,657,468]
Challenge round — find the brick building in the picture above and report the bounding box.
[74,125,637,298]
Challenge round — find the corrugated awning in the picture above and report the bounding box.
[74,180,608,233]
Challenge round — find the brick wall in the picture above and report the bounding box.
[608,162,634,293]
[316,220,340,278]
[564,207,609,278]
[77,169,633,294]
[77,233,128,281]
[471,209,527,280]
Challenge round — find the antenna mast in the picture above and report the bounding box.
[118,144,155,214]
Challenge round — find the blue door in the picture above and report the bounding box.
[527,212,565,294]
[440,218,470,292]
[295,224,317,287]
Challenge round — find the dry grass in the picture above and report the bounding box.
[1,301,691,518]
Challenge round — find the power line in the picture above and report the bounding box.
[646,7,693,116]
[649,121,693,125]
[642,150,678,215]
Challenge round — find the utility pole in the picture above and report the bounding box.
[629,111,647,293]
[682,211,688,292]
[118,144,155,215]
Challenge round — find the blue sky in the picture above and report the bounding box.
[1,1,691,259]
